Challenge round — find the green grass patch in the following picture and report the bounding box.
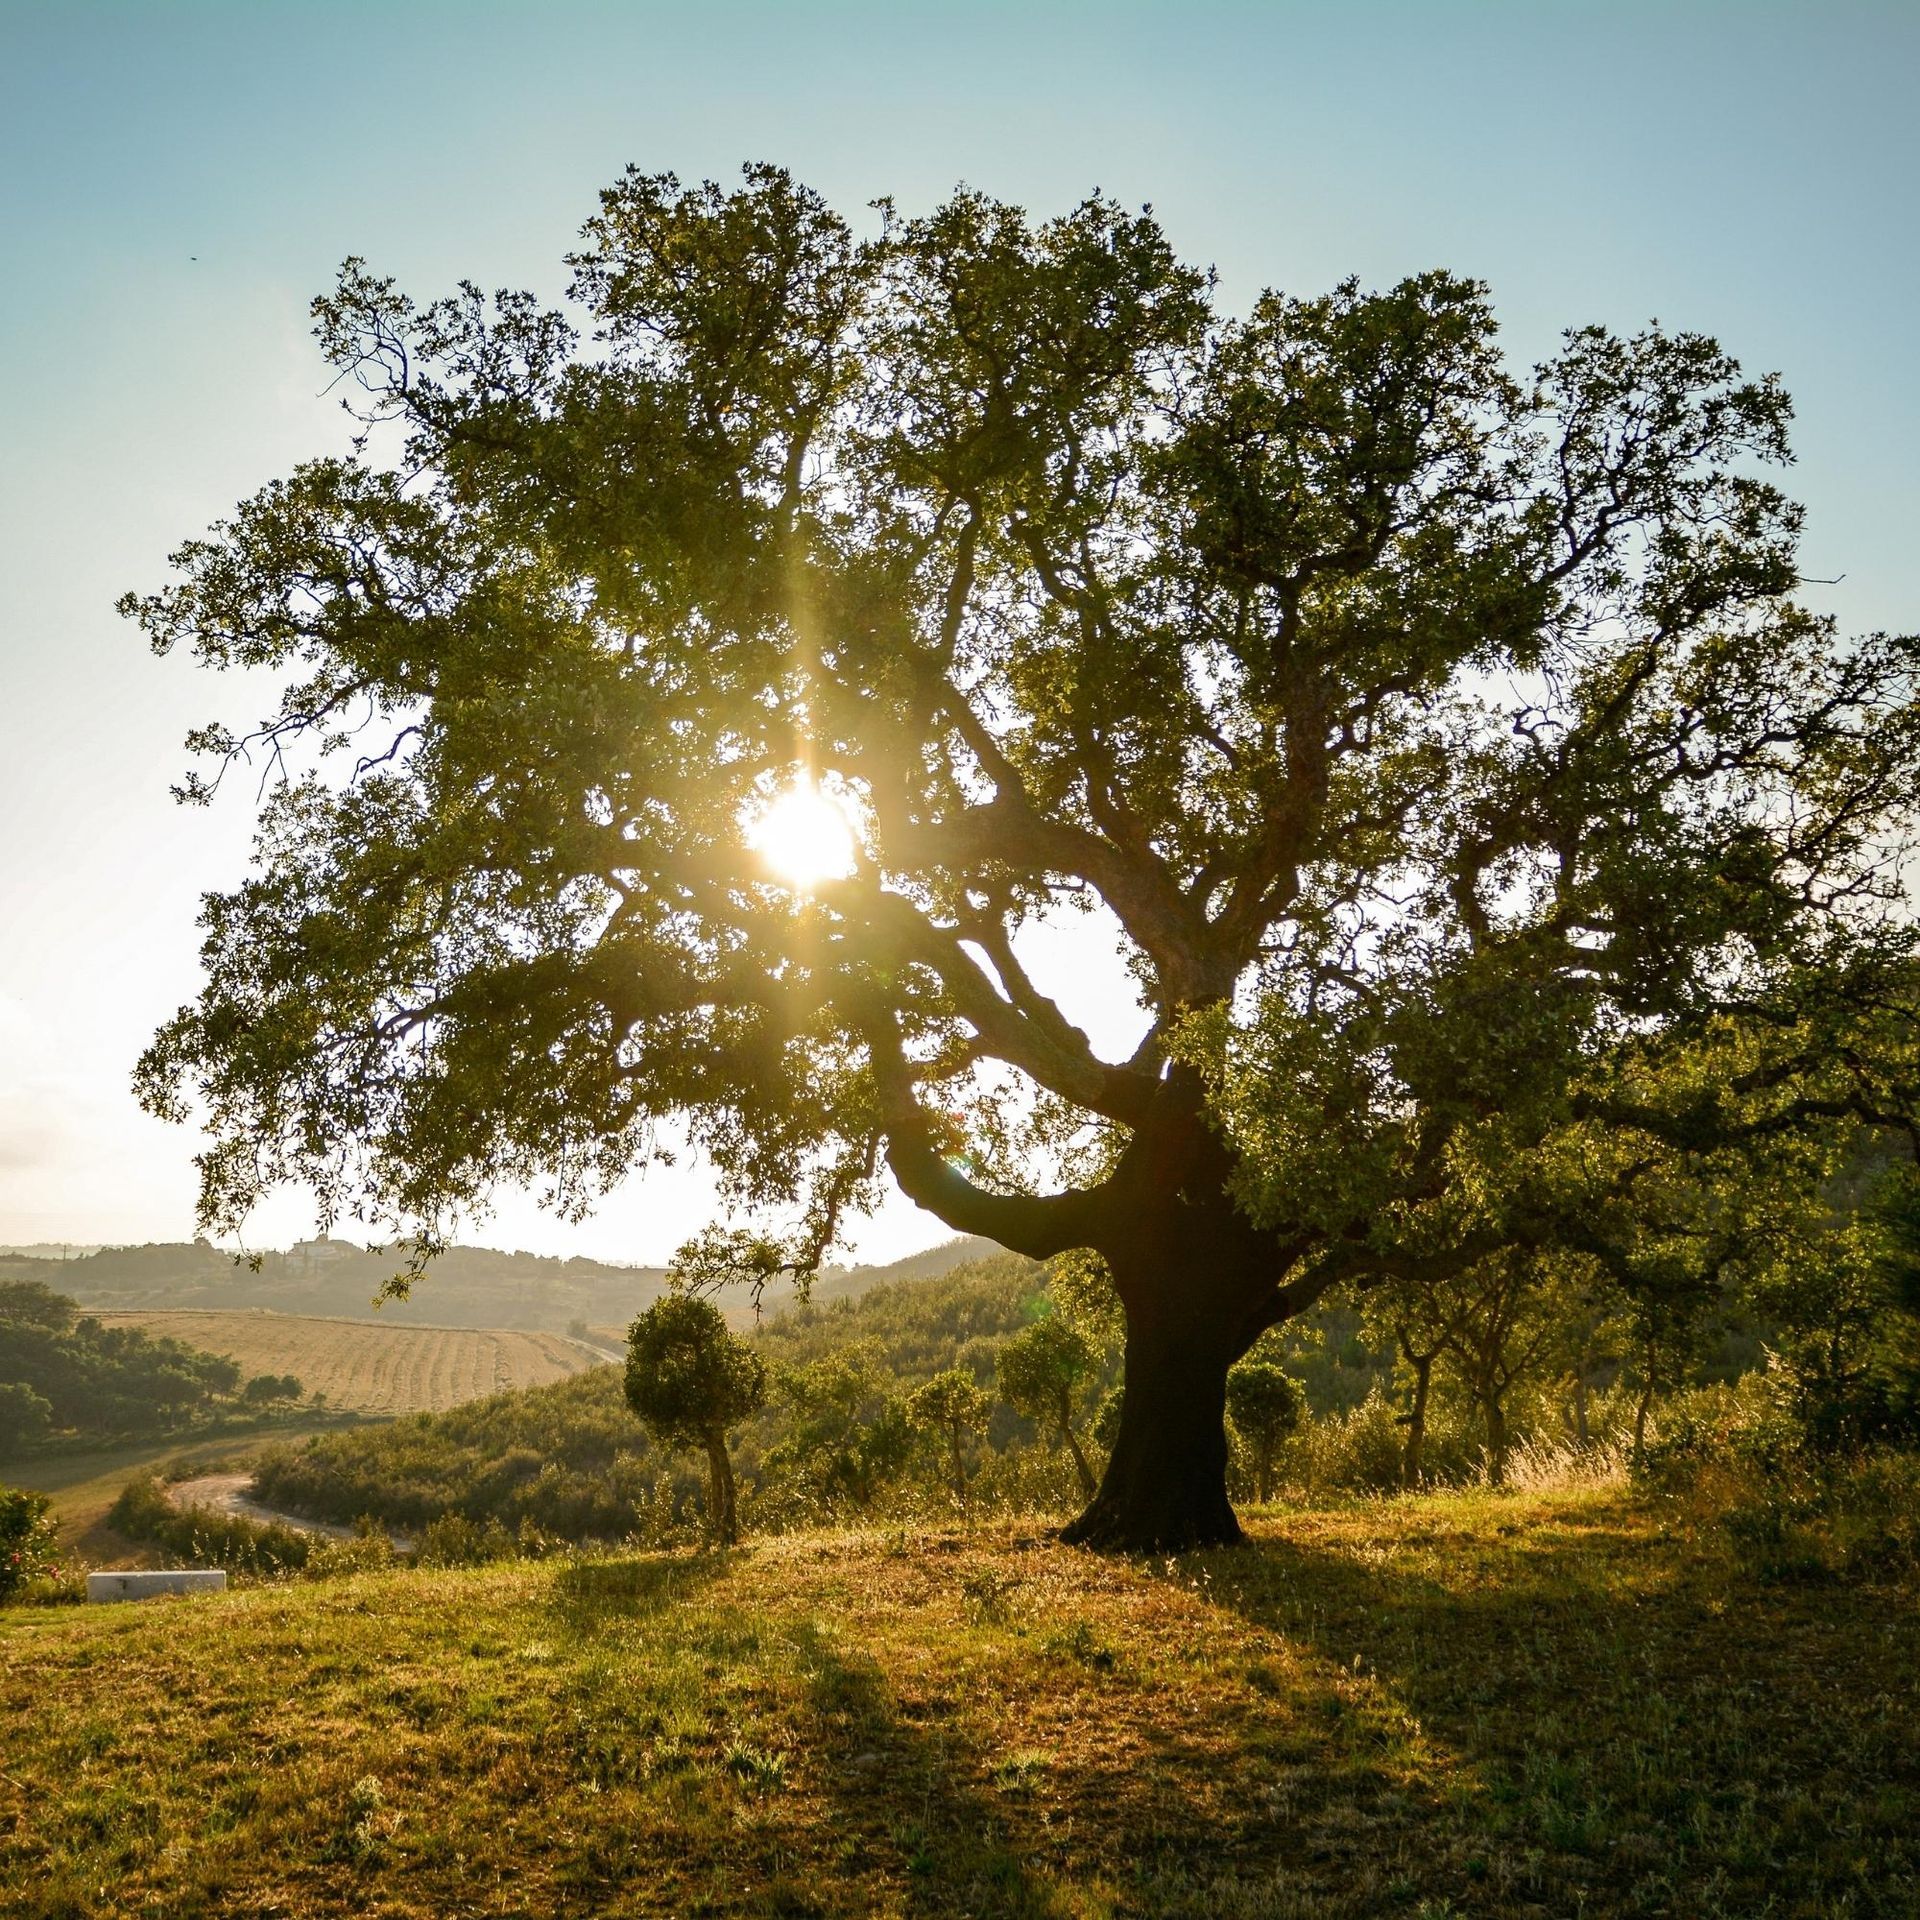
[2,1486,1914,1916]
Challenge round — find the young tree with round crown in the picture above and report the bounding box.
[127,166,1920,1551]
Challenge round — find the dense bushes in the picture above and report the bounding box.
[253,1365,664,1536]
[108,1475,314,1574]
[1639,1362,1920,1583]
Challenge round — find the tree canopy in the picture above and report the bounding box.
[127,165,1920,1548]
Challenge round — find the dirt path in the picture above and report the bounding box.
[165,1474,363,1541]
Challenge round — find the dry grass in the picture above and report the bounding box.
[3,1484,1915,1917]
[94,1310,604,1415]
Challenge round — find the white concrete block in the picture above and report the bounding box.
[85,1569,228,1602]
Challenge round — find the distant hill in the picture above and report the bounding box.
[804,1234,1004,1304]
[4,1233,1003,1336]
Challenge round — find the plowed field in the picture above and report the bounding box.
[92,1310,605,1414]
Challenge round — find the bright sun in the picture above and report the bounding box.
[748,781,858,890]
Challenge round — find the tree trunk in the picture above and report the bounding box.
[1482,1393,1508,1486]
[1061,1307,1242,1552]
[1402,1351,1433,1490]
[704,1430,740,1547]
[892,1066,1304,1555]
[1061,1422,1098,1504]
[949,1425,969,1507]
[1254,1439,1275,1506]
[1632,1368,1656,1472]
[1571,1368,1591,1448]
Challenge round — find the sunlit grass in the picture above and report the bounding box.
[2,1486,1914,1916]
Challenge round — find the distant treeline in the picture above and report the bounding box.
[0,1281,301,1455]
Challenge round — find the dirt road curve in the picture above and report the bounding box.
[165,1474,360,1540]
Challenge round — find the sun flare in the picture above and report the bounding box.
[749,782,858,890]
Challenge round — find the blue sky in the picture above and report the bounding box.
[1,0,1915,1259]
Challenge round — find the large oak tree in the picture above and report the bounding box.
[128,167,1920,1550]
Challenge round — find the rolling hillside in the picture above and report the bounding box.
[89,1310,608,1416]
[10,1234,1002,1334]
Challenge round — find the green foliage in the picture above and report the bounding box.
[626,1292,769,1545]
[905,1367,992,1435]
[763,1345,915,1517]
[107,1475,312,1576]
[1285,1387,1414,1495]
[415,1513,520,1568]
[996,1315,1097,1438]
[241,1373,303,1407]
[1225,1357,1303,1502]
[996,1314,1100,1500]
[1651,1381,1920,1586]
[0,1483,60,1600]
[0,1280,248,1447]
[0,1382,52,1455]
[299,1520,396,1580]
[1043,1250,1123,1354]
[624,1294,767,1451]
[906,1367,992,1505]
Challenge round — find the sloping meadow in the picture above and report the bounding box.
[3,1490,1915,1918]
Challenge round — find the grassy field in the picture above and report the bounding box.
[93,1310,606,1415]
[3,1485,1914,1918]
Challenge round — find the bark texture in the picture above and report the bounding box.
[705,1431,740,1547]
[1060,1308,1244,1551]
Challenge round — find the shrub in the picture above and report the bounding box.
[301,1520,396,1580]
[1283,1388,1414,1494]
[416,1512,519,1567]
[0,1483,60,1600]
[0,1383,53,1458]
[1713,1451,1920,1585]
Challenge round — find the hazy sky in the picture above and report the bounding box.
[2,0,1915,1263]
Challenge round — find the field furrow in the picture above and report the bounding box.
[90,1311,602,1416]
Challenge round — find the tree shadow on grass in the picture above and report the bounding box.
[547,1545,733,1631]
[540,1547,1068,1916]
[1140,1499,1920,1916]
[780,1618,1068,1919]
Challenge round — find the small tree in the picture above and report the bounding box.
[242,1373,303,1408]
[765,1345,916,1516]
[907,1368,993,1507]
[1225,1357,1304,1504]
[624,1294,766,1545]
[997,1316,1100,1502]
